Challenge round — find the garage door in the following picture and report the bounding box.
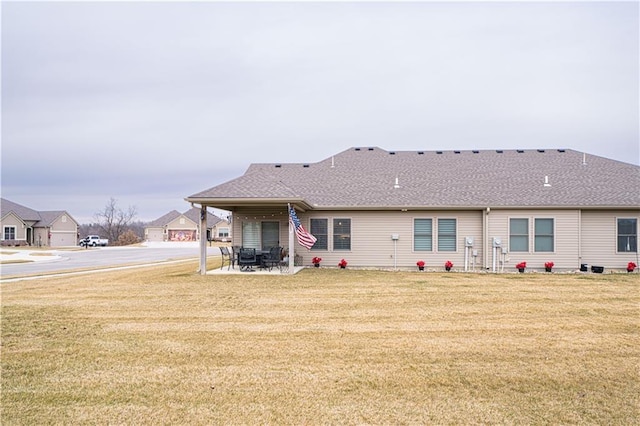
[146,229,164,242]
[51,232,78,247]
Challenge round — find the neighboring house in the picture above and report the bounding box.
[186,147,640,272]
[0,198,79,247]
[145,207,230,242]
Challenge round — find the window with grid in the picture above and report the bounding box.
[310,218,328,250]
[437,218,457,252]
[414,219,432,251]
[4,226,16,240]
[333,219,351,250]
[618,218,638,252]
[510,218,529,252]
[534,218,554,252]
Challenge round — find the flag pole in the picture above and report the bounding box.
[288,203,295,274]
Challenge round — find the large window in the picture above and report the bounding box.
[310,218,328,250]
[3,226,16,240]
[510,218,529,252]
[261,221,280,250]
[618,218,638,252]
[414,219,432,251]
[333,218,351,250]
[534,218,554,252]
[241,221,280,250]
[437,218,457,252]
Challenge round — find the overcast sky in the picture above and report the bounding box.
[2,1,638,223]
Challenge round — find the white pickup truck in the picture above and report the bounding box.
[79,235,109,247]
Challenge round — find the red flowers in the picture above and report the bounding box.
[444,260,453,269]
[628,262,637,272]
[516,262,527,270]
[312,257,322,265]
[338,259,348,268]
[545,261,554,269]
[416,260,425,267]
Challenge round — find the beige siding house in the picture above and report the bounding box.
[186,148,639,272]
[0,198,79,247]
[145,208,229,242]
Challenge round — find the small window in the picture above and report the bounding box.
[510,218,529,252]
[534,218,554,252]
[438,219,456,252]
[3,226,16,240]
[618,218,638,252]
[218,228,230,238]
[310,218,328,250]
[414,219,432,251]
[333,219,351,250]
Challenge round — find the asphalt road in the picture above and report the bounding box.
[1,245,220,278]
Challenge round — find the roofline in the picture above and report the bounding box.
[183,198,640,212]
[184,197,314,212]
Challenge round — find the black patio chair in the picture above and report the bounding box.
[261,246,282,271]
[219,246,232,270]
[238,248,257,271]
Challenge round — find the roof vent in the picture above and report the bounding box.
[436,151,443,154]
[472,150,479,154]
[355,148,361,151]
[496,150,503,153]
[454,150,461,154]
[544,175,551,187]
[275,164,282,168]
[557,149,566,153]
[537,149,545,153]
[517,149,524,153]
[418,151,424,155]
[368,147,374,151]
[303,164,310,168]
[394,176,401,189]
[389,151,396,155]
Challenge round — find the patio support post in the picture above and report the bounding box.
[199,205,207,275]
[288,204,295,274]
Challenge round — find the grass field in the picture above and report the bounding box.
[2,262,638,425]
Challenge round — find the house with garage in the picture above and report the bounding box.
[0,198,79,247]
[185,147,639,273]
[145,207,230,243]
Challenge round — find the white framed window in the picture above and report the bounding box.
[4,226,16,240]
[534,218,554,252]
[414,218,433,251]
[437,218,457,252]
[617,218,638,253]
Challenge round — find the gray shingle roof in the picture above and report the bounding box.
[187,148,640,209]
[147,208,222,227]
[1,198,77,226]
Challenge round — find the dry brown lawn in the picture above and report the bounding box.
[2,263,638,425]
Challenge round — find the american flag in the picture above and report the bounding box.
[289,206,317,249]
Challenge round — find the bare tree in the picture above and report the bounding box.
[94,197,138,245]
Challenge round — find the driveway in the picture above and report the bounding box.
[1,242,221,281]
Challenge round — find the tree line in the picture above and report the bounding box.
[78,197,144,246]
